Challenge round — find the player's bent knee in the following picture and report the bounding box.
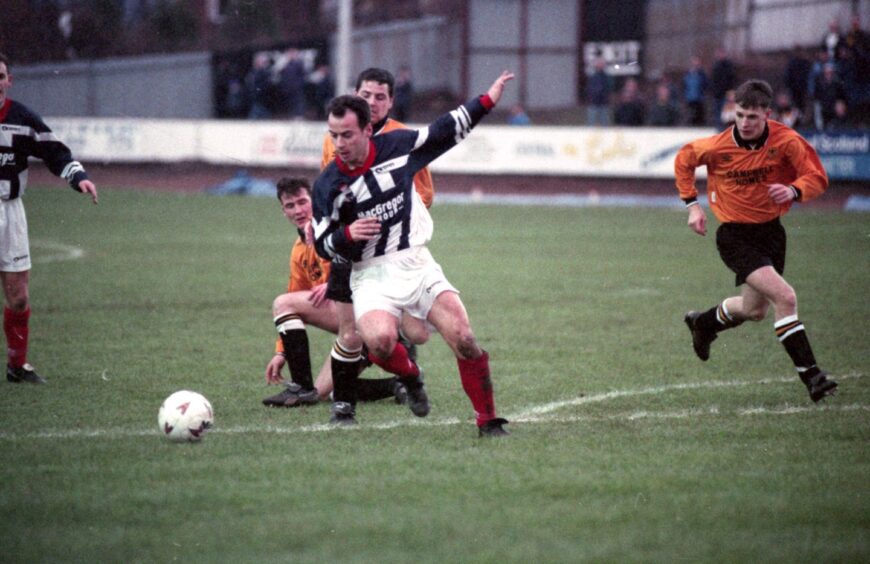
[368,333,397,359]
[746,308,767,322]
[778,289,797,312]
[5,295,28,312]
[454,333,481,360]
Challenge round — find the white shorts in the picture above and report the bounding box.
[0,198,31,272]
[351,246,458,322]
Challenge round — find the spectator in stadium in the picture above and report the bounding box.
[676,79,837,404]
[507,103,532,125]
[264,68,436,412]
[647,82,681,126]
[682,55,709,125]
[784,46,813,118]
[308,63,334,120]
[261,177,409,407]
[821,18,844,61]
[0,52,98,385]
[245,52,275,120]
[813,63,848,129]
[392,65,413,122]
[586,57,612,126]
[771,91,802,128]
[613,78,645,126]
[826,98,851,129]
[844,14,870,90]
[279,48,307,119]
[311,70,515,436]
[711,47,738,129]
[223,78,248,119]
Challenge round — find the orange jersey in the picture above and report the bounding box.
[275,236,331,354]
[674,121,827,224]
[321,117,435,208]
[287,235,330,293]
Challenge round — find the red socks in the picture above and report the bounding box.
[458,351,496,426]
[4,307,30,368]
[368,341,419,378]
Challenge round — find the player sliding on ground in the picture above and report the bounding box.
[675,79,837,403]
[312,70,515,436]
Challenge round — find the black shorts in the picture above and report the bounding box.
[716,218,786,286]
[325,260,353,303]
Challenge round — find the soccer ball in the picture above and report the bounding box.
[158,390,214,443]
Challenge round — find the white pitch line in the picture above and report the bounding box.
[0,374,865,441]
[511,373,866,420]
[31,240,85,264]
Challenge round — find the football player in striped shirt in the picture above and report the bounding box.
[312,70,514,436]
[261,177,409,407]
[0,53,98,385]
[313,68,435,422]
[675,79,837,402]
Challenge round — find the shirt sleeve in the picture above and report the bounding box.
[405,95,494,173]
[674,141,705,203]
[413,166,435,208]
[321,134,335,171]
[26,112,89,190]
[785,136,828,202]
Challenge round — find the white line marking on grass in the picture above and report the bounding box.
[514,404,868,425]
[31,240,85,264]
[511,373,865,420]
[0,374,864,441]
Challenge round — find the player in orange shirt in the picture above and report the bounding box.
[261,177,407,407]
[675,79,837,402]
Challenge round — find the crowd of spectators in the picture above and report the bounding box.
[216,51,420,123]
[584,14,870,131]
[215,48,339,121]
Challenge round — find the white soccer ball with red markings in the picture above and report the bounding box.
[158,390,214,443]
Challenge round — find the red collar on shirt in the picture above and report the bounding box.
[335,139,376,177]
[0,99,11,122]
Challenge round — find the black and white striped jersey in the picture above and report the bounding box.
[312,94,493,265]
[0,99,89,200]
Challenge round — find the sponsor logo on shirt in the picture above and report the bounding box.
[725,165,774,186]
[360,192,405,222]
[0,153,15,166]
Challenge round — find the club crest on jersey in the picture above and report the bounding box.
[373,160,401,174]
[767,148,778,159]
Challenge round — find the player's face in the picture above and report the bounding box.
[328,111,372,168]
[357,80,393,124]
[734,104,770,141]
[0,63,11,106]
[279,190,313,229]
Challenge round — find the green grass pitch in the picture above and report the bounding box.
[1,186,867,562]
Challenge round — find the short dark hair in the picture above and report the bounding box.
[355,67,395,97]
[327,95,371,129]
[276,176,311,201]
[734,80,774,109]
[0,52,9,69]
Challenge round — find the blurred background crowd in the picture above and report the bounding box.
[588,15,870,131]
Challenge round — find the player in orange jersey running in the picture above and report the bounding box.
[675,79,837,403]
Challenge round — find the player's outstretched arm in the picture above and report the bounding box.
[486,71,515,106]
[77,179,98,204]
